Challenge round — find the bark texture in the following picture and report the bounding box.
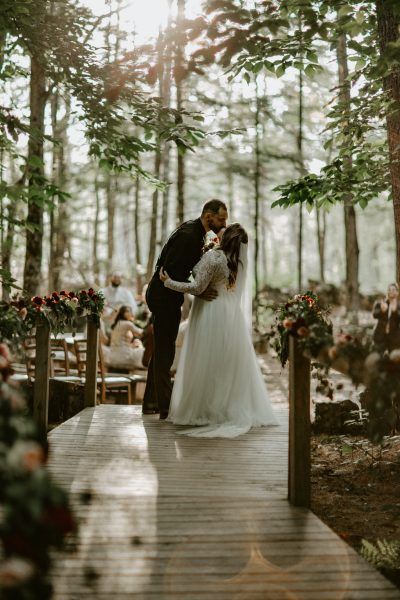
[337,32,360,314]
[175,0,186,225]
[376,0,400,281]
[23,55,47,296]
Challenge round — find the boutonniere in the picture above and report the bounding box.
[202,230,220,253]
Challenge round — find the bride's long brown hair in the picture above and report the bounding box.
[218,223,248,287]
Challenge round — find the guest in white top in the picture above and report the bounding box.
[101,271,138,327]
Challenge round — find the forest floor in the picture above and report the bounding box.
[311,433,400,589]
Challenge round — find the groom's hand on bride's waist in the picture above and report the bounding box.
[198,285,218,302]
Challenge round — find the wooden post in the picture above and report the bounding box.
[288,335,311,507]
[34,316,51,435]
[85,316,99,408]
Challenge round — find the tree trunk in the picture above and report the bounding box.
[1,200,17,301]
[146,30,165,281]
[337,31,360,315]
[376,1,400,281]
[175,0,186,225]
[161,0,173,244]
[106,176,116,270]
[23,55,47,296]
[316,208,326,283]
[48,90,70,291]
[297,65,306,292]
[133,173,143,293]
[93,174,101,285]
[146,152,162,281]
[254,78,261,325]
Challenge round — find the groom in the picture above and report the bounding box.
[143,199,228,419]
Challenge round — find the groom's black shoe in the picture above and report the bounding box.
[159,412,169,420]
[143,408,159,415]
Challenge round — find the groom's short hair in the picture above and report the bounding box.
[201,199,227,215]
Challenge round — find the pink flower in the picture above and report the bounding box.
[19,307,28,320]
[328,346,338,361]
[297,326,309,337]
[283,318,294,329]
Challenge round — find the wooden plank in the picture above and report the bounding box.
[288,336,311,507]
[84,316,99,408]
[46,405,399,599]
[33,315,50,434]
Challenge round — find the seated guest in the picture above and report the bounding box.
[103,306,144,371]
[101,271,138,329]
[373,282,400,353]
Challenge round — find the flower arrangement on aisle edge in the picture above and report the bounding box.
[0,343,76,599]
[6,288,105,338]
[267,292,333,367]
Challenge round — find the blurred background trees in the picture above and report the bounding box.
[1,0,399,315]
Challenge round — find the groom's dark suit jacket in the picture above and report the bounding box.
[146,218,206,311]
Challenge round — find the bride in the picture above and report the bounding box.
[159,223,278,438]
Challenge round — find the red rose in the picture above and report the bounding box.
[80,290,87,297]
[68,291,76,299]
[52,292,60,302]
[88,288,95,296]
[31,296,44,306]
[40,505,76,536]
[60,290,67,297]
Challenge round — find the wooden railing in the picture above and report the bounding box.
[33,316,99,435]
[288,336,311,508]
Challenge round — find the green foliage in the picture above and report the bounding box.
[361,539,400,570]
[197,0,396,215]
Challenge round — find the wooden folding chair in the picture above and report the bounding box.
[74,339,132,404]
[50,338,71,376]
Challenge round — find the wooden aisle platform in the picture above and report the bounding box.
[48,400,399,599]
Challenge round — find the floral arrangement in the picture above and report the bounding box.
[3,288,105,342]
[269,291,400,441]
[0,343,76,598]
[268,292,333,367]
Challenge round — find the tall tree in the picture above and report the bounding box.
[316,208,326,283]
[376,0,400,281]
[160,0,174,245]
[23,54,47,295]
[337,30,360,315]
[93,172,101,285]
[175,0,186,225]
[297,59,306,292]
[133,172,143,293]
[146,30,164,280]
[48,90,70,291]
[254,77,261,323]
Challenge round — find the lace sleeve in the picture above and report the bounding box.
[164,251,216,295]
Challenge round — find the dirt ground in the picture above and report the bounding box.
[311,434,400,588]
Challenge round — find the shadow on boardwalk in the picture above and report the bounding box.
[47,397,399,599]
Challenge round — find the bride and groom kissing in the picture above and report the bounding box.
[142,199,278,438]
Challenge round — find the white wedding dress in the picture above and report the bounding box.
[164,244,279,437]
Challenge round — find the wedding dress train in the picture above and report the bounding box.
[164,244,279,437]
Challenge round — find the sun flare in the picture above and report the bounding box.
[83,0,202,41]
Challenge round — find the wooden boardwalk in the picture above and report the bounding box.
[47,366,399,599]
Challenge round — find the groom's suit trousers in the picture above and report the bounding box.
[142,304,181,414]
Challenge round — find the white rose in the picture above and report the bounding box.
[0,558,35,588]
[7,440,45,472]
